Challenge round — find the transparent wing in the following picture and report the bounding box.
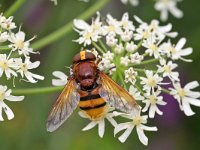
[98,72,140,113]
[46,79,80,132]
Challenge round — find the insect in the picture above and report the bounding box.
[46,50,140,132]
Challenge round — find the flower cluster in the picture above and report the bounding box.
[0,13,44,121]
[51,12,199,145]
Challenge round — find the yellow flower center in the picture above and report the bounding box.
[108,25,115,32]
[147,77,157,87]
[0,92,5,100]
[0,61,8,69]
[133,116,142,126]
[170,47,176,54]
[164,65,171,73]
[142,31,149,39]
[149,95,157,104]
[20,63,27,71]
[16,40,24,49]
[149,44,158,51]
[177,88,186,97]
[122,21,128,28]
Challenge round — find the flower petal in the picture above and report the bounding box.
[1,102,14,120]
[118,126,134,143]
[136,126,148,146]
[82,121,98,131]
[182,100,195,116]
[6,95,24,101]
[98,119,105,138]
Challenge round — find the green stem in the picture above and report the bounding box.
[132,58,159,66]
[0,46,11,51]
[134,83,144,95]
[134,40,143,52]
[12,86,63,95]
[118,72,127,90]
[98,39,107,52]
[92,42,104,54]
[31,0,110,50]
[161,87,171,94]
[5,0,26,17]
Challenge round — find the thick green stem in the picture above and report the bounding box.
[31,0,110,50]
[12,86,63,95]
[5,0,26,17]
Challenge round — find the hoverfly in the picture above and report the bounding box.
[47,50,140,132]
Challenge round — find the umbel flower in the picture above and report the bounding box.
[0,13,44,121]
[51,12,199,145]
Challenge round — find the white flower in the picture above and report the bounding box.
[114,43,124,54]
[120,13,135,31]
[155,0,183,21]
[124,67,138,84]
[126,41,137,53]
[79,106,117,138]
[142,90,166,118]
[15,57,44,83]
[120,30,133,42]
[74,28,100,46]
[143,39,161,58]
[130,52,144,64]
[120,0,139,6]
[157,59,179,81]
[106,34,118,47]
[160,38,193,62]
[74,13,102,46]
[98,58,116,74]
[0,32,9,43]
[114,111,157,145]
[129,85,144,101]
[52,71,68,86]
[0,16,16,30]
[0,85,24,121]
[140,70,164,93]
[134,16,177,41]
[120,56,130,66]
[8,31,36,56]
[170,81,200,116]
[0,54,18,79]
[102,14,122,36]
[103,51,114,61]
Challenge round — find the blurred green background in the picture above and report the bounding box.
[0,0,200,150]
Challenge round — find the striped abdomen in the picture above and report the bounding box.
[78,86,106,120]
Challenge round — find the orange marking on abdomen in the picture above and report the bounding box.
[79,98,106,120]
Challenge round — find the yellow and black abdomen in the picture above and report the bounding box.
[78,87,106,120]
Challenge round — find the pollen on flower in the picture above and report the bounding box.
[149,95,157,105]
[147,77,157,87]
[133,116,142,126]
[177,87,186,97]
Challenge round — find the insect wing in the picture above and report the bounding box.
[47,79,80,132]
[98,72,140,113]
